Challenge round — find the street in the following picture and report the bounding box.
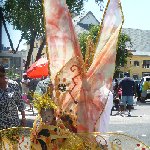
[20,98,150,146]
[109,98,150,146]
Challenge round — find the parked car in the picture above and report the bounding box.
[141,76,150,102]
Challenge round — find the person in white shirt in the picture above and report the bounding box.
[21,73,30,95]
[21,73,31,109]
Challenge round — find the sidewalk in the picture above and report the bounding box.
[19,105,38,127]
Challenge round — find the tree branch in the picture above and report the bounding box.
[35,36,46,61]
[1,9,15,52]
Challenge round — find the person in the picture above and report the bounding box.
[21,73,30,95]
[30,106,94,150]
[0,65,26,129]
[34,76,51,96]
[34,77,77,133]
[113,78,119,97]
[21,73,32,110]
[31,83,88,149]
[119,72,135,117]
[136,80,142,101]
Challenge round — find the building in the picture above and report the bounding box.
[121,28,150,79]
[122,28,150,52]
[0,51,23,78]
[120,51,150,79]
[73,11,100,35]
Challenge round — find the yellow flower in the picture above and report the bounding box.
[32,93,57,113]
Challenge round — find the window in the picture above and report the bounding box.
[133,74,138,80]
[134,61,139,67]
[143,60,150,68]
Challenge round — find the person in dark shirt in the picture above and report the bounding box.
[119,72,135,116]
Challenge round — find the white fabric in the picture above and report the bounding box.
[97,90,113,133]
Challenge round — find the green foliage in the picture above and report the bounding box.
[88,25,100,43]
[6,67,20,80]
[67,0,104,15]
[79,32,89,60]
[2,0,104,69]
[67,0,84,15]
[116,33,132,67]
[79,25,99,60]
[78,25,132,77]
[114,33,132,78]
[3,0,104,42]
[3,0,45,42]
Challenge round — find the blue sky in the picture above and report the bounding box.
[84,0,150,30]
[2,0,150,50]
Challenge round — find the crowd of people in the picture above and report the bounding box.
[0,63,149,130]
[112,72,135,117]
[112,72,150,117]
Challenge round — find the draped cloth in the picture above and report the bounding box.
[44,0,123,132]
[96,90,113,132]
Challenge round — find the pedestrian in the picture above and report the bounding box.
[119,72,135,117]
[112,78,119,98]
[136,80,142,101]
[21,73,32,110]
[0,64,26,129]
[21,72,30,96]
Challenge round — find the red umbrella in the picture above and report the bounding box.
[26,58,49,78]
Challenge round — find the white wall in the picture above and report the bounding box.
[80,13,99,25]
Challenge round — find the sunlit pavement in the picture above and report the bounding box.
[19,98,150,146]
[19,105,38,128]
[109,98,150,146]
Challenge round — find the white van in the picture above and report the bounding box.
[142,76,150,82]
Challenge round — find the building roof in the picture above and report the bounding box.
[122,28,150,52]
[73,11,100,35]
[73,13,150,54]
[131,51,150,56]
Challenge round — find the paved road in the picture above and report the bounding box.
[109,99,150,146]
[20,99,150,146]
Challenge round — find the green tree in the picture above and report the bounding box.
[114,33,132,78]
[67,0,104,15]
[79,25,99,60]
[78,25,132,77]
[3,0,45,70]
[2,0,104,70]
